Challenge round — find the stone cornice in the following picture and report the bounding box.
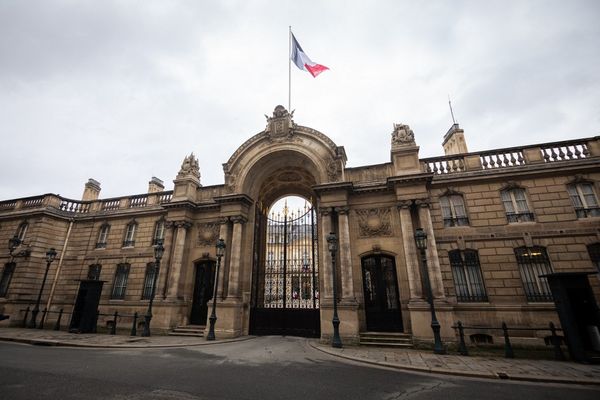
[213,193,254,207]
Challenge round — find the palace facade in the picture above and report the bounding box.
[1,106,599,348]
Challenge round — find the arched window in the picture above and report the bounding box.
[15,221,28,241]
[142,262,157,300]
[568,182,600,218]
[87,264,102,280]
[96,223,110,249]
[501,186,534,223]
[588,243,600,274]
[0,262,16,297]
[440,193,469,227]
[111,263,130,299]
[449,249,487,302]
[122,220,137,248]
[514,246,553,302]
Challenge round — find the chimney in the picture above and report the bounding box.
[82,178,101,201]
[148,176,165,193]
[442,123,468,155]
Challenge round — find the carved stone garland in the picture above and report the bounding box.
[355,208,392,237]
[196,222,221,246]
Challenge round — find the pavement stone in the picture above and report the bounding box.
[2,327,600,386]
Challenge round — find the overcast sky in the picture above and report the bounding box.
[1,0,599,202]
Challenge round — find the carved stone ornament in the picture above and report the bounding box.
[224,171,237,193]
[177,153,201,180]
[196,222,221,246]
[391,123,415,146]
[326,158,342,182]
[356,208,392,237]
[265,105,296,140]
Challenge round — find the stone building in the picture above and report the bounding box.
[1,105,599,348]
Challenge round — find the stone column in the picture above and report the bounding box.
[336,207,355,301]
[319,208,333,299]
[217,217,230,299]
[416,199,445,299]
[166,220,192,299]
[227,216,247,299]
[397,201,422,300]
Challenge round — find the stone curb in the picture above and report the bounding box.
[0,334,254,349]
[309,342,600,387]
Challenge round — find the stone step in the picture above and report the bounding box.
[167,331,205,337]
[358,341,414,348]
[169,325,205,337]
[359,331,413,348]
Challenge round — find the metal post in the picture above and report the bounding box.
[22,306,30,328]
[327,232,342,348]
[93,310,99,333]
[419,246,446,354]
[54,308,63,331]
[457,321,469,356]
[29,250,56,328]
[550,322,566,361]
[143,240,164,337]
[111,311,118,335]
[502,322,514,358]
[207,239,226,341]
[38,308,47,329]
[130,312,138,336]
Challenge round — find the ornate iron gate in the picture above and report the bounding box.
[250,205,320,337]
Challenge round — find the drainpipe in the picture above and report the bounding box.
[46,219,74,311]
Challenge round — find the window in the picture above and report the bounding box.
[152,219,165,245]
[142,262,157,300]
[111,263,130,299]
[440,194,469,227]
[449,250,487,302]
[588,243,600,274]
[501,187,534,222]
[16,222,28,241]
[87,264,102,280]
[568,182,600,218]
[515,246,553,302]
[0,262,16,297]
[123,221,137,247]
[96,224,110,249]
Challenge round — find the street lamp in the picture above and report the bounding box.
[327,232,342,348]
[207,238,226,341]
[142,239,165,337]
[414,228,445,354]
[28,248,57,328]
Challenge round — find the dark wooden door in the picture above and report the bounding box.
[190,261,215,325]
[362,255,403,332]
[69,280,104,333]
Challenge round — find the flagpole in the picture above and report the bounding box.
[288,26,292,112]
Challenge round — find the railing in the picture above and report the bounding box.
[22,196,45,208]
[101,199,121,211]
[422,137,597,175]
[0,200,17,210]
[97,310,142,336]
[452,321,566,360]
[128,194,148,208]
[158,191,173,203]
[59,199,91,213]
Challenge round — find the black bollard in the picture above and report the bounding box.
[502,322,514,358]
[110,311,118,335]
[130,312,138,337]
[457,321,469,356]
[22,306,30,328]
[38,308,48,329]
[54,308,63,331]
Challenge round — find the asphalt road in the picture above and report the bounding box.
[1,336,598,400]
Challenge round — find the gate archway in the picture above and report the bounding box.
[250,198,320,337]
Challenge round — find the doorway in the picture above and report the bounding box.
[361,255,403,332]
[189,261,215,325]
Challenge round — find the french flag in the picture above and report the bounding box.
[290,33,329,78]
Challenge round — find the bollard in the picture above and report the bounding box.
[549,322,566,361]
[22,306,30,328]
[39,308,47,329]
[54,308,63,331]
[110,311,118,335]
[130,312,138,337]
[457,321,469,356]
[93,310,99,333]
[502,322,514,358]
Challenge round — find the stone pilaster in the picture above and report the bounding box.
[226,216,247,299]
[166,220,192,299]
[217,217,230,299]
[319,207,333,299]
[397,201,422,300]
[336,207,355,302]
[416,199,445,299]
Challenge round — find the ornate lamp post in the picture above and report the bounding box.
[207,238,226,341]
[29,248,57,328]
[414,228,445,354]
[142,239,165,337]
[326,232,342,348]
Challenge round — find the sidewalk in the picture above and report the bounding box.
[2,327,599,386]
[310,342,600,386]
[0,327,249,348]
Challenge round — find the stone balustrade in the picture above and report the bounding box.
[421,136,598,175]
